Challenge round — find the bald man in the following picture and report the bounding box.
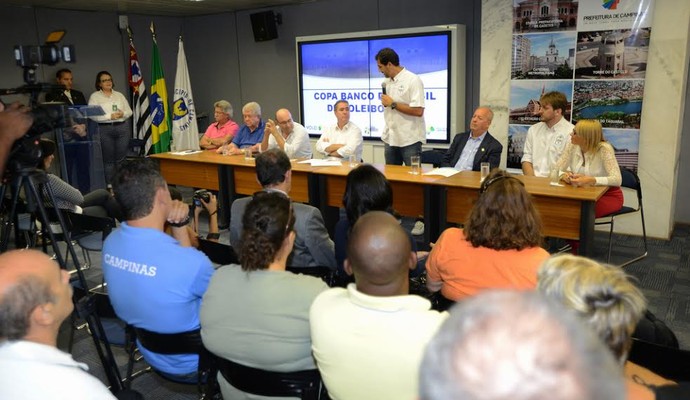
[310,211,447,400]
[0,250,116,399]
[260,108,312,158]
[441,106,503,171]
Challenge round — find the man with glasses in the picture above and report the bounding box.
[260,108,312,158]
[216,101,265,155]
[230,148,335,270]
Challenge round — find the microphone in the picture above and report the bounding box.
[381,82,386,95]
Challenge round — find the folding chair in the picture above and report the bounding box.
[595,167,647,267]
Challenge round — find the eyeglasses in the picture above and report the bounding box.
[479,174,524,195]
[277,119,292,126]
[100,78,112,83]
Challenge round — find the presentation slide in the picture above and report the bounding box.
[299,32,451,142]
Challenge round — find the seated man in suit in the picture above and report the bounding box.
[102,159,214,382]
[230,148,336,270]
[0,250,118,399]
[441,106,502,171]
[310,212,447,400]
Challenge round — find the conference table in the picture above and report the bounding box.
[150,151,607,256]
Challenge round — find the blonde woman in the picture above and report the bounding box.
[556,119,623,218]
[538,255,679,400]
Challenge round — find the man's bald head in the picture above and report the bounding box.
[346,211,414,295]
[0,250,73,343]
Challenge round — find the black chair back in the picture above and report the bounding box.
[627,338,690,382]
[216,357,324,400]
[420,149,445,168]
[198,239,239,265]
[67,212,115,242]
[620,167,642,203]
[287,266,335,286]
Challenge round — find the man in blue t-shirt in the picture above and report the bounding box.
[217,101,265,155]
[102,159,214,381]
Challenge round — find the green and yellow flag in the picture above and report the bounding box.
[149,23,171,153]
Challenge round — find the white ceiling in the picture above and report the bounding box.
[0,0,318,17]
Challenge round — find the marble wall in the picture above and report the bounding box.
[480,0,690,239]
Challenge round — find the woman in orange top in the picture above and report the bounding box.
[426,169,549,302]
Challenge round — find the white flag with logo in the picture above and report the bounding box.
[171,37,200,151]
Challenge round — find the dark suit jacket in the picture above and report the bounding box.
[441,130,503,171]
[46,89,87,106]
[230,196,336,270]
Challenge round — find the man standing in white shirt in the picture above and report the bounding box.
[376,47,426,166]
[315,100,363,161]
[0,250,118,399]
[521,91,574,177]
[261,108,312,159]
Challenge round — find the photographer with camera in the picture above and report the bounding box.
[192,190,219,242]
[45,68,91,193]
[0,101,33,178]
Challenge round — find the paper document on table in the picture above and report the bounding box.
[423,168,460,177]
[171,150,203,156]
[300,159,343,167]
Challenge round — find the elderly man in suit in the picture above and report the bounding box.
[441,106,502,171]
[230,148,336,270]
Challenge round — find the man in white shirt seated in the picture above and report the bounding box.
[310,211,447,400]
[315,100,363,161]
[521,91,574,177]
[0,250,120,399]
[260,108,312,159]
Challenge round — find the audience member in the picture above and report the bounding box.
[556,119,623,217]
[0,249,117,399]
[199,100,239,150]
[230,148,335,269]
[102,159,214,382]
[335,164,425,278]
[216,101,264,155]
[419,290,625,400]
[88,71,133,184]
[376,47,426,166]
[425,169,549,305]
[441,106,502,170]
[310,211,446,400]
[315,100,363,161]
[0,101,33,177]
[521,91,573,177]
[260,108,312,158]
[38,138,121,220]
[537,255,685,399]
[46,68,91,193]
[201,191,328,400]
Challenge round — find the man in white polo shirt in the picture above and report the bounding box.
[376,47,426,166]
[521,91,574,177]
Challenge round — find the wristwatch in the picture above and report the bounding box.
[391,102,398,110]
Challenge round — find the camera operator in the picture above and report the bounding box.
[0,101,33,178]
[192,191,219,242]
[45,68,91,193]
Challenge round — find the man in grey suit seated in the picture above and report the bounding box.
[230,148,336,269]
[441,106,502,171]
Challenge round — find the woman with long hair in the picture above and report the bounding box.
[200,191,328,400]
[556,119,623,218]
[425,169,549,302]
[335,164,424,279]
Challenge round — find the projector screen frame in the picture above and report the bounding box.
[296,24,465,144]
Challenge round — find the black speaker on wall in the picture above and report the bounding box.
[250,11,279,42]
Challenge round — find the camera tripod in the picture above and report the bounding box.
[0,166,126,392]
